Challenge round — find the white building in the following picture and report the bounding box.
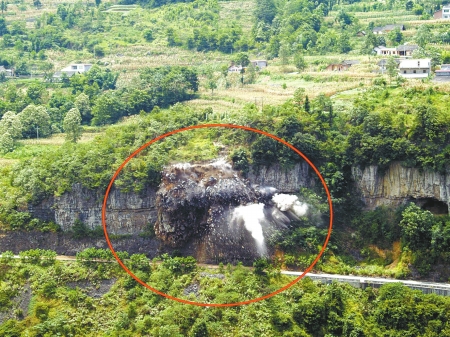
[0,66,13,77]
[398,59,431,78]
[434,5,450,19]
[228,65,243,73]
[374,45,418,57]
[53,64,92,79]
[250,60,268,69]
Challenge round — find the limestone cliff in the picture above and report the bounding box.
[28,183,157,234]
[28,162,315,235]
[247,162,313,193]
[352,162,450,212]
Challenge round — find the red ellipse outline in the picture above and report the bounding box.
[102,123,333,307]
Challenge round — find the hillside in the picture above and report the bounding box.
[1,0,450,334]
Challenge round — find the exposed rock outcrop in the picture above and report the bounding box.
[28,162,315,236]
[247,162,313,193]
[155,161,262,246]
[352,162,450,212]
[28,183,157,234]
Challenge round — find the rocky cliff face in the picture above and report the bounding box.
[352,162,450,212]
[247,162,313,193]
[25,160,314,263]
[155,161,261,246]
[28,162,315,235]
[28,183,158,234]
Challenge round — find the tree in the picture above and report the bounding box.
[26,82,45,104]
[166,28,179,47]
[405,0,413,10]
[233,52,250,67]
[74,93,92,124]
[294,54,307,71]
[254,0,276,24]
[253,258,269,275]
[91,92,124,125]
[143,29,154,42]
[246,63,257,84]
[413,4,424,15]
[293,87,305,106]
[18,104,52,138]
[0,17,7,36]
[40,62,54,81]
[190,321,208,337]
[33,0,41,9]
[204,67,218,96]
[412,46,442,67]
[338,32,351,53]
[1,0,7,16]
[304,95,310,112]
[279,43,290,66]
[363,31,378,54]
[0,132,14,154]
[386,56,398,82]
[336,10,355,28]
[95,0,101,6]
[387,28,403,46]
[63,107,82,143]
[399,203,435,251]
[0,111,22,139]
[416,25,430,48]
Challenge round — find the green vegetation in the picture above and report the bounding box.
[1,249,450,336]
[1,0,450,333]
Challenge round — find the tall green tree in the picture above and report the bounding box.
[294,54,307,71]
[233,52,250,67]
[399,203,435,251]
[0,0,7,16]
[74,93,92,124]
[0,17,7,35]
[387,28,403,46]
[254,0,276,24]
[415,25,430,48]
[0,111,22,139]
[279,43,290,65]
[63,107,82,143]
[386,56,398,82]
[18,104,52,138]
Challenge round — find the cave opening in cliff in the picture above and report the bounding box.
[412,198,449,215]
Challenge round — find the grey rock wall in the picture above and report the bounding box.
[247,162,313,192]
[29,183,157,234]
[352,162,450,210]
[29,163,315,235]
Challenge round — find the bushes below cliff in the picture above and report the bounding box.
[1,252,450,336]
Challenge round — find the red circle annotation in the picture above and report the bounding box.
[102,123,334,307]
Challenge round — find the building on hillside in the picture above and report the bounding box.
[377,58,401,73]
[398,59,431,78]
[374,44,418,57]
[374,46,397,56]
[228,65,244,73]
[356,31,366,37]
[326,60,359,71]
[373,24,405,34]
[435,64,450,77]
[434,5,450,19]
[250,60,268,69]
[326,63,351,71]
[396,44,418,57]
[53,63,92,79]
[342,60,360,66]
[0,66,13,77]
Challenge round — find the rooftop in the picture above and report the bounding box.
[398,59,431,69]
